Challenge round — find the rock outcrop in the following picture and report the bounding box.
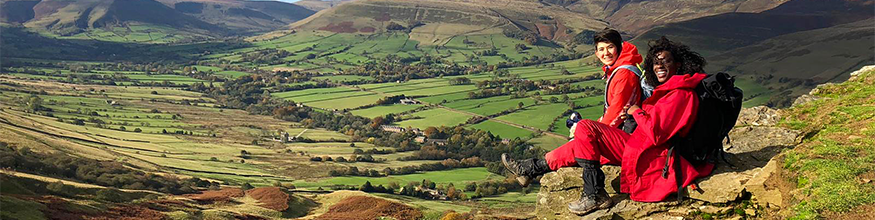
[535,107,801,219]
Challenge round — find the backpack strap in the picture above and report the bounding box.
[675,148,684,202]
[604,65,643,109]
[660,145,685,202]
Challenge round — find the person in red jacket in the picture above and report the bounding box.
[502,37,712,215]
[592,28,643,129]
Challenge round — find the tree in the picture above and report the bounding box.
[424,127,439,138]
[242,182,254,190]
[465,182,477,192]
[561,67,572,75]
[386,22,406,31]
[360,181,375,192]
[446,185,458,200]
[371,116,385,128]
[25,95,42,113]
[388,182,400,191]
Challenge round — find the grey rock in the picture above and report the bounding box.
[535,106,802,218]
[536,166,621,219]
[792,94,820,107]
[849,65,875,76]
[735,106,780,126]
[744,158,785,209]
[698,205,730,214]
[725,126,801,165]
[686,167,759,203]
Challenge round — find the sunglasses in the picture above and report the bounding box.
[653,57,674,66]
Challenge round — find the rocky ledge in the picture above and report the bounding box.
[535,107,802,219]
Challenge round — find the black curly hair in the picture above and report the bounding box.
[642,36,707,87]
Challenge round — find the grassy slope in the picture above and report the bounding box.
[779,68,875,219]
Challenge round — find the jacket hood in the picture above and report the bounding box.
[605,41,643,77]
[654,73,707,92]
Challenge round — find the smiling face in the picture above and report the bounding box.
[596,42,618,66]
[652,51,679,83]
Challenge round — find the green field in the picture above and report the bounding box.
[528,135,568,151]
[735,78,773,107]
[495,103,570,131]
[126,74,207,85]
[350,104,423,118]
[313,75,375,82]
[395,108,472,129]
[444,95,536,116]
[42,24,199,44]
[360,77,479,97]
[273,87,386,110]
[506,59,602,80]
[468,120,533,140]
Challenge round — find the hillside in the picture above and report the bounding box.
[293,0,356,11]
[632,0,874,107]
[550,0,790,35]
[288,0,608,46]
[155,0,316,34]
[287,0,790,46]
[633,0,874,58]
[0,0,315,43]
[711,18,874,84]
[4,0,223,36]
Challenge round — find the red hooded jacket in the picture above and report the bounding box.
[620,73,715,202]
[599,41,643,127]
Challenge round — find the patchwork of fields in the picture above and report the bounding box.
[0,26,790,218]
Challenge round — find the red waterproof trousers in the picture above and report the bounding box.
[544,119,629,170]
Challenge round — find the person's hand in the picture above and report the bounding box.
[625,105,641,115]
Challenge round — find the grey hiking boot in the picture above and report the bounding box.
[501,153,551,187]
[568,189,613,215]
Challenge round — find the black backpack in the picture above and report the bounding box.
[674,72,744,165]
[662,72,744,199]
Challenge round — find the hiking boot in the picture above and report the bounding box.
[501,153,550,187]
[568,189,613,215]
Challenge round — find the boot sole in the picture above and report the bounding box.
[568,200,613,216]
[501,154,531,187]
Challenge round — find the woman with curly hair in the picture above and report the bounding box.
[501,36,714,215]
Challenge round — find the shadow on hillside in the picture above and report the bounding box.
[0,26,251,63]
